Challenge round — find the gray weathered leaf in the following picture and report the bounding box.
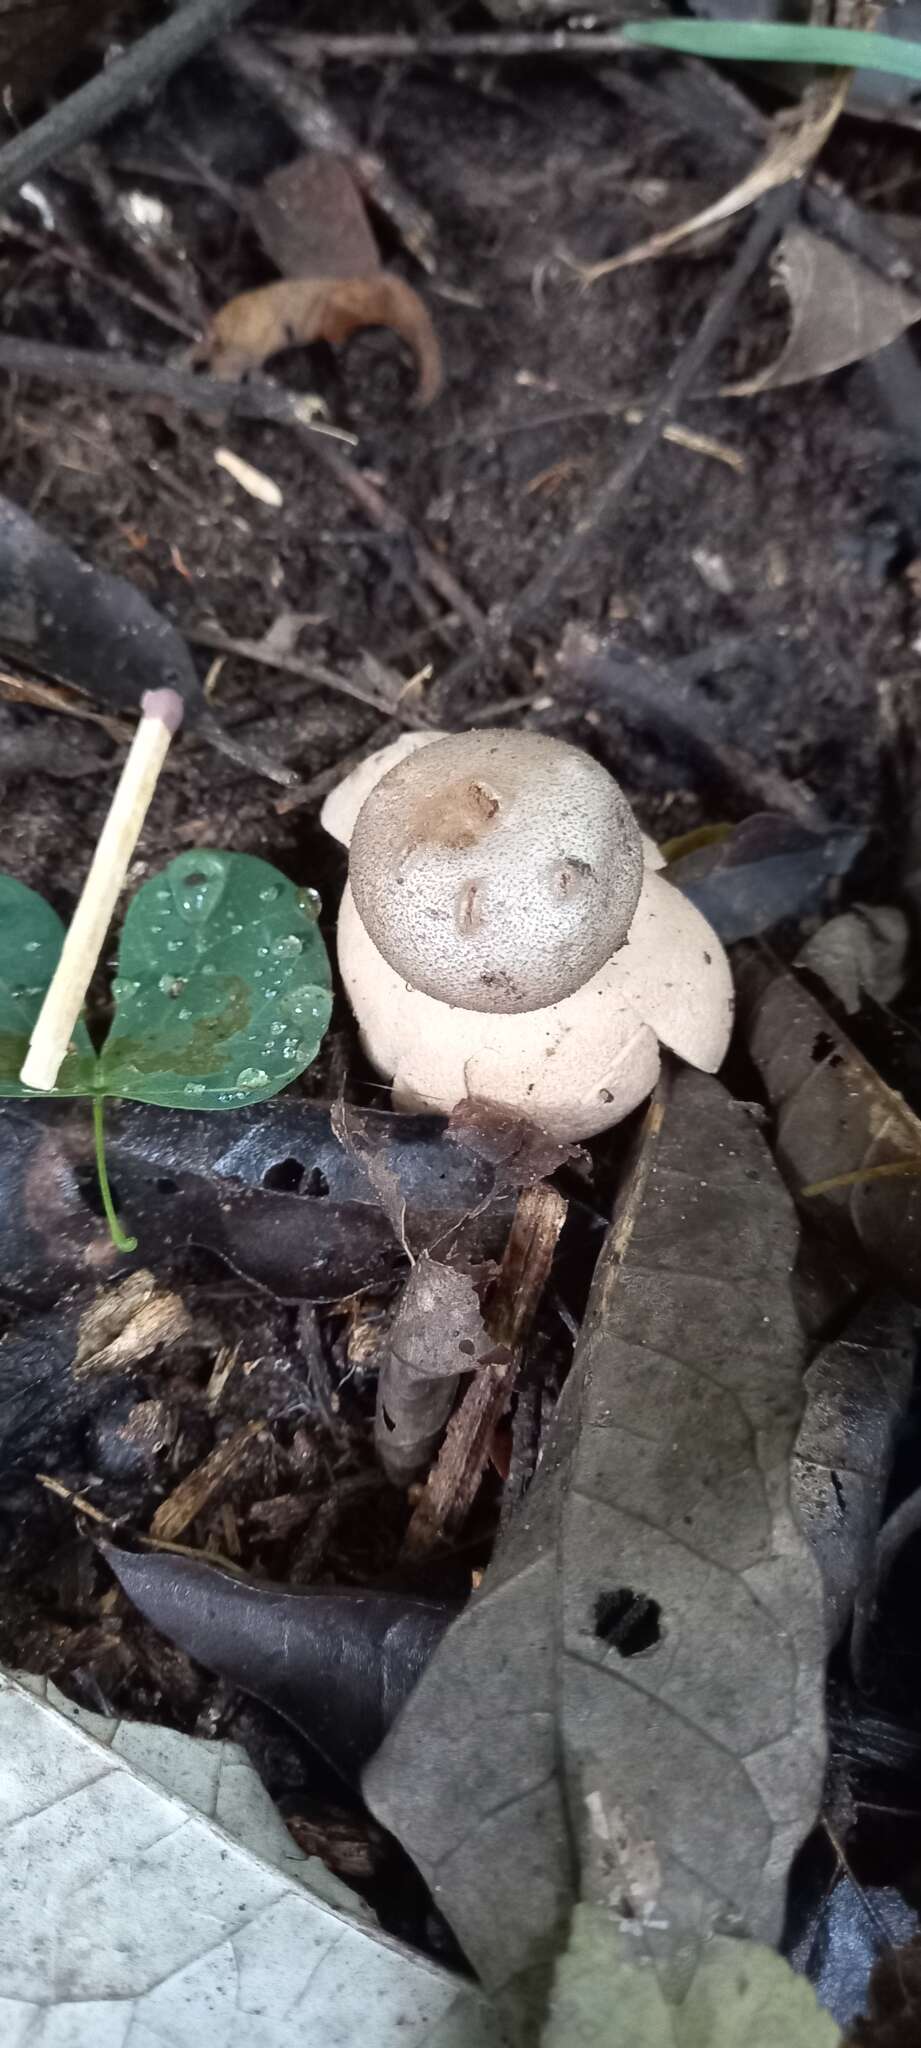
[724,226,921,397]
[793,1295,915,1646]
[364,1067,825,2038]
[737,946,921,1302]
[795,906,909,1016]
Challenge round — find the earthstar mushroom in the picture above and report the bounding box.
[322,729,733,1140]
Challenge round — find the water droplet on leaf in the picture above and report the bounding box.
[236,1066,269,1088]
[170,853,227,924]
[259,884,281,903]
[280,987,324,1026]
[184,1082,206,1097]
[272,935,302,959]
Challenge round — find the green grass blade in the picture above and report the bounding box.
[624,19,921,84]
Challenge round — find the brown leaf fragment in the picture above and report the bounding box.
[724,226,921,397]
[736,944,921,1302]
[199,274,442,406]
[249,152,381,282]
[448,1097,585,1193]
[375,1255,498,1486]
[149,1421,266,1543]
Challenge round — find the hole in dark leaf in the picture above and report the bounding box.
[156,1176,179,1197]
[594,1587,662,1657]
[77,1170,123,1223]
[458,1338,476,1357]
[183,869,207,885]
[262,1156,306,1194]
[305,1167,329,1199]
[382,1406,396,1432]
[811,1031,836,1064]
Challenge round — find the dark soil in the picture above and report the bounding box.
[2,0,921,1962]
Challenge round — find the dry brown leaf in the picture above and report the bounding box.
[580,71,850,282]
[199,274,442,406]
[249,154,380,282]
[724,224,921,395]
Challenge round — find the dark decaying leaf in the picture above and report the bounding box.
[737,945,921,1302]
[103,1543,455,1784]
[0,0,112,107]
[199,274,443,405]
[795,906,910,1016]
[0,1098,515,1305]
[793,1296,916,1646]
[0,494,287,779]
[365,1067,825,2035]
[249,153,381,282]
[670,813,867,944]
[724,227,921,397]
[375,1255,499,1487]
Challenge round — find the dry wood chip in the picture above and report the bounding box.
[150,1421,265,1543]
[74,1270,193,1377]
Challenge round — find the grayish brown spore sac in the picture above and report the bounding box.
[349,729,643,1014]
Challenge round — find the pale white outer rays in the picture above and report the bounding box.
[323,731,733,1142]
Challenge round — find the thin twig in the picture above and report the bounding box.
[429,183,799,710]
[224,31,436,272]
[0,0,263,207]
[275,28,630,63]
[187,624,429,722]
[0,333,353,441]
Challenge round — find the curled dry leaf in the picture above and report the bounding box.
[375,1254,499,1487]
[104,1543,455,1785]
[736,945,921,1302]
[199,274,443,405]
[580,74,849,281]
[724,226,921,396]
[365,1067,825,2036]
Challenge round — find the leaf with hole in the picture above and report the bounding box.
[365,1068,825,2039]
[97,851,332,1109]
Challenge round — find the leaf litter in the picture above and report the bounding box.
[4,9,921,2035]
[365,1067,826,2036]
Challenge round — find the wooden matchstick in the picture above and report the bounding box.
[19,688,184,1094]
